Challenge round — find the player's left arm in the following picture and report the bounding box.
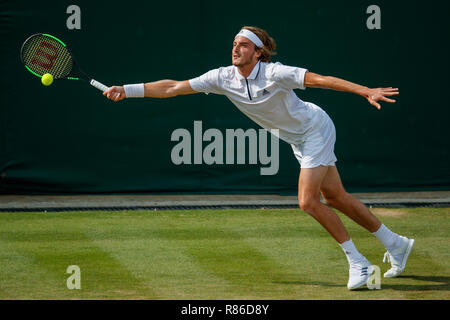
[304,72,399,110]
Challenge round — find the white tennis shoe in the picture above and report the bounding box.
[347,259,374,290]
[383,236,415,278]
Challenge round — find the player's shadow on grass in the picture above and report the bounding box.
[275,280,342,287]
[382,275,450,291]
[275,275,450,291]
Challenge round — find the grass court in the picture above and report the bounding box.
[0,207,448,299]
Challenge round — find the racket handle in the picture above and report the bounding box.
[90,79,109,92]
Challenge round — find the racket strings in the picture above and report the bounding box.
[21,35,73,79]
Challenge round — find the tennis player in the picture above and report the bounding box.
[104,26,414,290]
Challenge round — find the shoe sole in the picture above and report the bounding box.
[384,238,415,278]
[348,265,375,290]
[401,239,415,270]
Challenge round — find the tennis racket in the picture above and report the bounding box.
[20,33,109,92]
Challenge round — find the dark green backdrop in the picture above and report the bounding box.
[1,0,449,194]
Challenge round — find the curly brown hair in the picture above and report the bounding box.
[241,26,277,62]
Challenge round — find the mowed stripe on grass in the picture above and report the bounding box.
[0,208,449,299]
[82,210,303,299]
[0,214,156,299]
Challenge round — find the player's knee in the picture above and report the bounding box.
[322,190,349,208]
[298,197,319,214]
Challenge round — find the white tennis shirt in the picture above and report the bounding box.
[189,61,328,145]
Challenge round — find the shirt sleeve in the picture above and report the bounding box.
[271,62,308,90]
[188,68,223,95]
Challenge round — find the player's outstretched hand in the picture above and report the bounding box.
[103,86,126,102]
[366,87,399,110]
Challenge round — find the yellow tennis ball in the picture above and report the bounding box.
[41,73,53,86]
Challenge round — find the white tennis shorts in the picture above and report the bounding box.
[291,107,337,168]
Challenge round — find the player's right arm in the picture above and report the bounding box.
[103,80,198,102]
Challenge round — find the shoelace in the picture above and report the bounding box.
[384,251,402,269]
[383,251,391,263]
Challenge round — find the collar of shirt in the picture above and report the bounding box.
[235,61,261,81]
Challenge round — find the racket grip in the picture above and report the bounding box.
[90,79,109,92]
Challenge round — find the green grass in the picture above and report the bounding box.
[0,207,449,299]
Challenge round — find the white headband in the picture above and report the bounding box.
[235,29,264,48]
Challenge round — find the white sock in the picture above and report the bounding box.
[339,239,365,265]
[373,224,400,250]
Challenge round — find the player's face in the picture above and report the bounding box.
[232,36,260,67]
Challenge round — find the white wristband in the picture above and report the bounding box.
[123,83,145,98]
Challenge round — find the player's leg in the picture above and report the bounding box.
[320,165,415,278]
[298,165,350,243]
[298,165,373,290]
[319,165,381,232]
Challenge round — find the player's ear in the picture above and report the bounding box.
[255,47,262,59]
